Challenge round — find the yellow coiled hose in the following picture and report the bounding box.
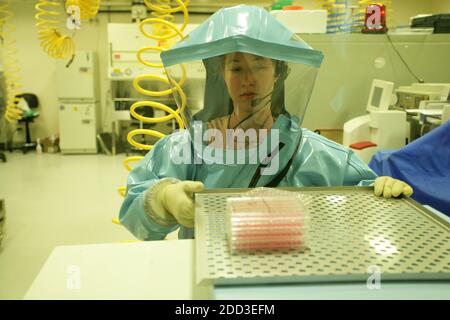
[35,0,100,60]
[115,0,190,218]
[0,0,23,122]
[35,0,75,59]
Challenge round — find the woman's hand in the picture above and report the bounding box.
[374,176,413,198]
[160,181,204,228]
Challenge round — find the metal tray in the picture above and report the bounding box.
[195,187,450,286]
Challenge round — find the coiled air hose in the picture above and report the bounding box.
[114,0,190,225]
[35,0,75,60]
[35,0,100,61]
[0,0,23,122]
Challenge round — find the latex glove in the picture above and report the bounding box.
[159,181,204,228]
[374,176,413,198]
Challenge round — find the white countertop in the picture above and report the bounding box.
[25,208,450,300]
[25,239,211,300]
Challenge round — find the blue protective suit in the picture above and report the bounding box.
[369,120,450,216]
[119,115,377,241]
[119,5,377,240]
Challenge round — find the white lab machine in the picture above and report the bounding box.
[107,23,201,81]
[405,101,450,137]
[270,9,327,34]
[56,51,100,154]
[395,83,450,110]
[395,83,450,140]
[343,79,406,163]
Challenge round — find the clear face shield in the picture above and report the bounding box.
[165,51,319,150]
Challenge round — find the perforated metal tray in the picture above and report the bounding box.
[194,187,450,286]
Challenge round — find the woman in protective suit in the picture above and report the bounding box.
[119,5,412,241]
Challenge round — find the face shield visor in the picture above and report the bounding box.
[165,51,319,150]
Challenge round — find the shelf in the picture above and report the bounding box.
[299,33,450,43]
[114,98,140,101]
[114,97,172,102]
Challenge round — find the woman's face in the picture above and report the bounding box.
[223,52,278,114]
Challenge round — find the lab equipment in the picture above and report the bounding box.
[319,0,354,34]
[318,0,382,34]
[56,51,100,154]
[369,120,450,216]
[269,9,327,34]
[343,79,406,163]
[411,14,450,33]
[406,102,450,129]
[195,187,450,286]
[395,82,450,140]
[395,83,450,110]
[226,189,309,252]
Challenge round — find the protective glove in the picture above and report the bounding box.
[159,180,204,228]
[374,176,413,198]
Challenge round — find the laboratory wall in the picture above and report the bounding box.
[1,0,450,143]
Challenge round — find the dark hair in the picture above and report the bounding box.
[195,54,290,122]
[217,54,290,118]
[219,53,289,80]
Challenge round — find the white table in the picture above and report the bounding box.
[26,209,450,300]
[25,240,211,300]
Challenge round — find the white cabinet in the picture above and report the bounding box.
[56,51,99,100]
[59,103,99,154]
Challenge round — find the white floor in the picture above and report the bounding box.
[0,152,138,299]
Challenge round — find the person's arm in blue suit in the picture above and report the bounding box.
[292,130,413,197]
[118,132,196,240]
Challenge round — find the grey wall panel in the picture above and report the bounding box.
[300,34,450,131]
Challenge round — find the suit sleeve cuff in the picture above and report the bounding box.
[144,178,180,227]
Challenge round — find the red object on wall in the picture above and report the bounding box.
[362,4,387,33]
